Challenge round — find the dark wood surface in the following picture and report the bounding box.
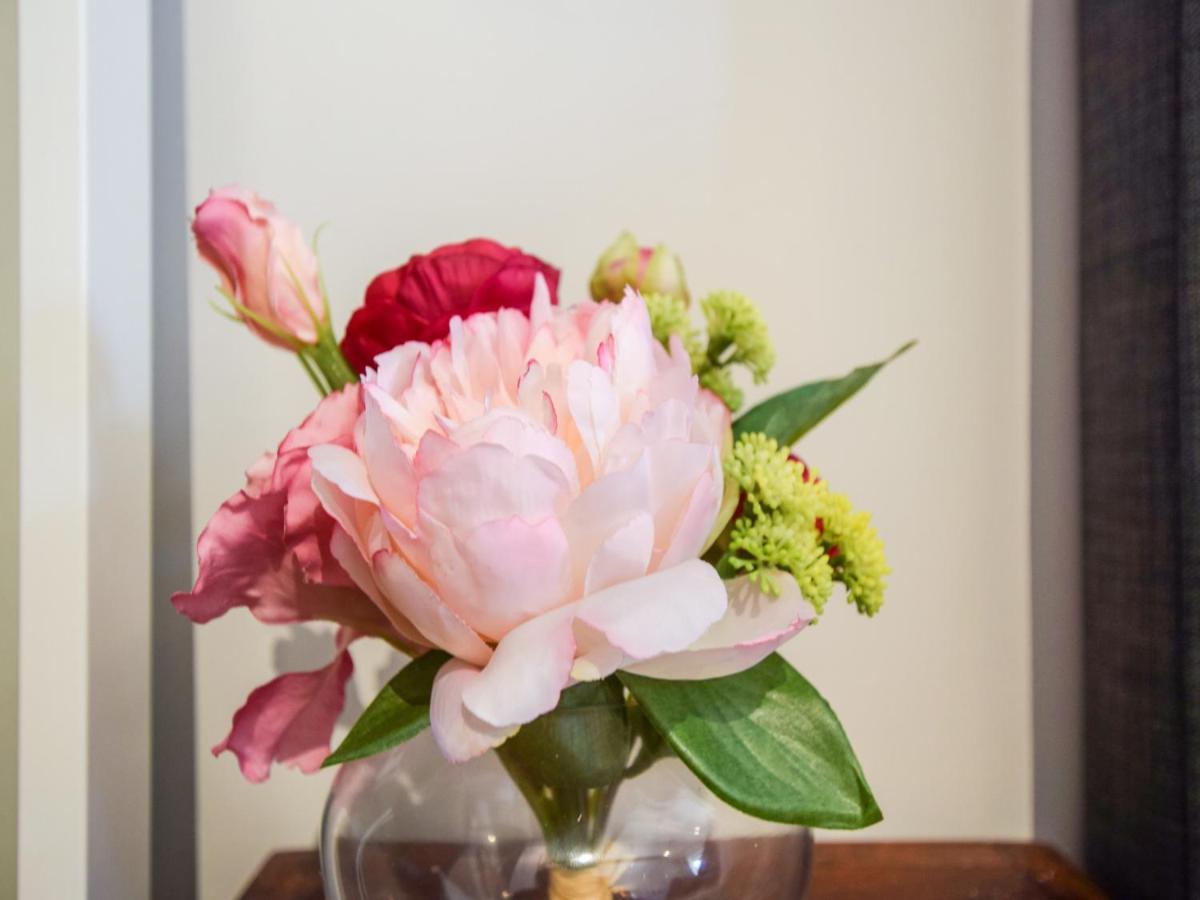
[238,841,1107,899]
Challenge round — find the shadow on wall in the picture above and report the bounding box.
[270,625,402,730]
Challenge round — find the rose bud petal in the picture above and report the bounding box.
[193,185,326,349]
[589,231,690,307]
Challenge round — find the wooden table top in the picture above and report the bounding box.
[239,841,1107,899]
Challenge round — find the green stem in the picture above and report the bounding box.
[307,327,358,393]
[297,349,330,397]
[494,679,634,869]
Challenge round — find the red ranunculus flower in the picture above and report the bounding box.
[340,238,560,374]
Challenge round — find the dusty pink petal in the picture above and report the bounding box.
[453,516,571,638]
[172,485,390,636]
[623,572,816,680]
[371,550,493,667]
[271,386,362,585]
[429,659,519,763]
[244,451,276,498]
[583,512,654,596]
[460,604,578,728]
[213,628,356,783]
[575,559,726,661]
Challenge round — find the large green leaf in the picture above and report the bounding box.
[619,654,881,829]
[323,650,450,767]
[733,341,915,446]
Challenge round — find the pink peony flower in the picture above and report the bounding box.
[310,280,815,763]
[193,186,326,349]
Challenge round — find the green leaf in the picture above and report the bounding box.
[322,650,450,767]
[732,341,915,446]
[618,654,881,829]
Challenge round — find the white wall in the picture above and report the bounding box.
[185,2,1033,897]
[17,0,153,897]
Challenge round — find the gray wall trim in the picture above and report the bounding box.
[151,0,196,896]
[1030,0,1083,863]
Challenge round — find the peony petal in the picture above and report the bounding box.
[447,407,578,492]
[371,550,493,667]
[329,529,428,652]
[644,441,716,564]
[529,272,553,333]
[453,516,571,639]
[570,620,628,682]
[309,444,379,505]
[311,472,379,560]
[584,512,654,596]
[623,572,815,680]
[417,442,569,534]
[561,455,652,590]
[575,559,726,661]
[609,290,657,412]
[657,468,721,570]
[429,659,519,763]
[213,628,356,783]
[566,360,620,472]
[460,604,578,728]
[361,391,417,523]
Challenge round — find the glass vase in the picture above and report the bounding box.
[320,680,813,899]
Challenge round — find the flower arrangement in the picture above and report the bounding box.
[177,186,911,887]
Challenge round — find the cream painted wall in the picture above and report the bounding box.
[186,2,1032,897]
[0,0,17,894]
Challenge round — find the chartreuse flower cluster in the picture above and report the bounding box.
[644,290,775,412]
[716,431,889,617]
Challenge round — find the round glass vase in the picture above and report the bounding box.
[320,680,813,899]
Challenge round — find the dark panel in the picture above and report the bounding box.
[1080,1,1190,897]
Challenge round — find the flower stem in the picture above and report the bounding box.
[494,679,631,871]
[297,349,330,396]
[303,327,358,394]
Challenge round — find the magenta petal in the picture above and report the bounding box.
[213,629,356,782]
[273,385,363,584]
[172,479,389,636]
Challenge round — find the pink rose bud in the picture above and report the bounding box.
[588,231,690,306]
[193,186,327,349]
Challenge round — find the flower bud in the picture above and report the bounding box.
[193,186,326,349]
[588,231,690,306]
